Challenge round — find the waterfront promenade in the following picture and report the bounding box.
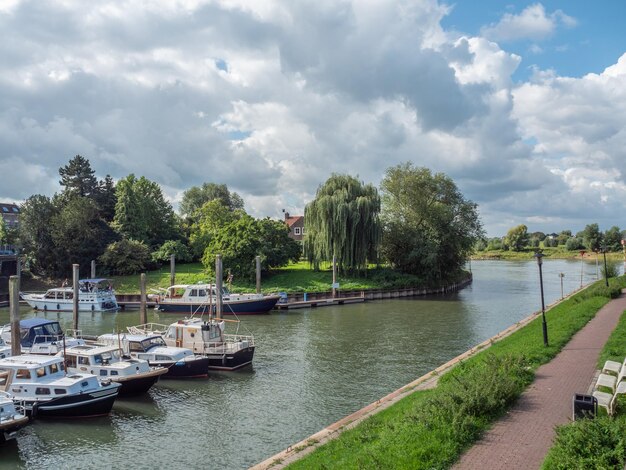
[453,292,626,469]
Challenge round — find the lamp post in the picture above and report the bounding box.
[602,245,609,287]
[579,250,586,288]
[535,251,549,347]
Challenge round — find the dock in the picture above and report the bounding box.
[274,295,365,310]
[116,300,157,310]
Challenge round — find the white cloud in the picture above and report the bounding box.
[0,0,621,238]
[481,3,577,43]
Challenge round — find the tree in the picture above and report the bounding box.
[379,164,483,282]
[487,237,503,250]
[556,230,572,246]
[603,226,622,252]
[188,200,244,259]
[94,174,117,222]
[0,217,6,245]
[50,197,117,276]
[565,236,583,251]
[99,239,152,275]
[202,215,300,280]
[152,240,192,264]
[59,155,98,198]
[18,195,60,276]
[180,183,244,218]
[304,174,381,274]
[504,225,529,252]
[113,174,180,248]
[581,223,602,252]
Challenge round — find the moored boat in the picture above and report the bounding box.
[20,278,118,312]
[96,334,210,379]
[59,344,168,396]
[154,283,279,315]
[0,355,121,418]
[128,318,255,371]
[0,318,85,355]
[0,391,29,443]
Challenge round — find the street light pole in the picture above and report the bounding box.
[535,252,549,347]
[602,245,609,287]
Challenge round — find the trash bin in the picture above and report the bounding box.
[572,393,597,420]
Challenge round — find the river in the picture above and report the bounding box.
[0,259,609,469]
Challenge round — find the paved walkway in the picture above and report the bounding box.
[453,293,626,470]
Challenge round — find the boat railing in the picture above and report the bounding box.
[127,323,168,335]
[193,334,255,354]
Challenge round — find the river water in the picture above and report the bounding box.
[0,259,608,468]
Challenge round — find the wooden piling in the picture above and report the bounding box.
[139,273,147,324]
[9,275,21,356]
[256,256,261,294]
[332,255,337,299]
[72,264,79,330]
[91,260,96,279]
[170,254,175,286]
[215,254,223,319]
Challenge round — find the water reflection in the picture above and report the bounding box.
[0,259,608,468]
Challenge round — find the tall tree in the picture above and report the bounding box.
[94,174,117,222]
[380,163,483,282]
[59,155,98,198]
[304,174,381,273]
[603,226,622,251]
[180,183,244,218]
[504,224,529,252]
[581,223,602,252]
[113,174,179,247]
[189,199,243,259]
[18,195,60,275]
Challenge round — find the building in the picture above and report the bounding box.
[284,211,304,241]
[0,202,19,229]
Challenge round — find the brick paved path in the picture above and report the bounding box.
[453,293,626,470]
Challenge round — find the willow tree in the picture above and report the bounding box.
[304,174,381,274]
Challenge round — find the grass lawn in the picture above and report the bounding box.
[284,277,626,470]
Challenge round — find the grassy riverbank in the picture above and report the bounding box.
[21,261,449,294]
[284,277,626,469]
[473,246,626,261]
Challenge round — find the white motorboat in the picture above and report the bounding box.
[129,318,255,371]
[59,344,168,396]
[21,278,118,312]
[0,318,85,355]
[96,334,210,379]
[0,391,28,443]
[0,355,121,418]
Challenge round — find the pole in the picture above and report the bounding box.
[9,275,21,356]
[595,251,599,280]
[332,255,337,299]
[91,259,96,279]
[140,273,147,325]
[256,256,261,294]
[559,273,564,299]
[603,248,609,287]
[215,254,223,320]
[170,254,175,287]
[579,251,585,288]
[535,253,549,347]
[16,248,21,279]
[72,264,79,330]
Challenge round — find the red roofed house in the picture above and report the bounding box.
[284,211,304,241]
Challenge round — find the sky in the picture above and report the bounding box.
[1,0,625,237]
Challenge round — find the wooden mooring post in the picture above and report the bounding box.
[9,275,21,356]
[170,254,175,286]
[215,254,223,319]
[256,255,261,294]
[91,260,96,279]
[139,273,147,324]
[72,264,79,330]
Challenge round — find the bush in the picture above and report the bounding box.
[565,237,583,251]
[602,261,620,280]
[542,416,626,469]
[99,239,153,275]
[152,240,192,264]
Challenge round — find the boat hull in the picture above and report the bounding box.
[114,369,166,396]
[0,415,29,443]
[151,356,210,379]
[157,296,279,315]
[22,298,118,313]
[207,346,255,371]
[28,384,120,418]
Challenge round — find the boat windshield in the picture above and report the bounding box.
[141,337,166,350]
